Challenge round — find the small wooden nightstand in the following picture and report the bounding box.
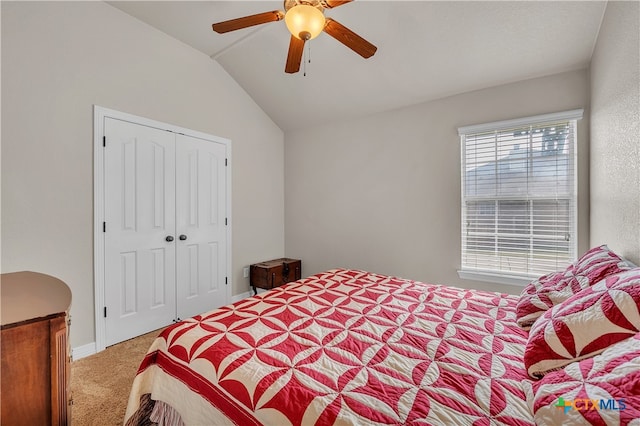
[250,258,301,295]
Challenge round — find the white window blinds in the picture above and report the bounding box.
[458,109,582,279]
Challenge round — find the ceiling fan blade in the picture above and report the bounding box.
[323,18,377,59]
[212,11,284,34]
[285,35,306,73]
[321,0,353,8]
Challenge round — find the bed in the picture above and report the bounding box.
[124,268,534,425]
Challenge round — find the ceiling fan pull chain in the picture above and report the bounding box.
[303,43,308,76]
[303,42,312,77]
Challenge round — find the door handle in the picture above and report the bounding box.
[166,236,174,242]
[179,234,187,241]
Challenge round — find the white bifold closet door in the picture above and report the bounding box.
[174,134,227,322]
[103,118,227,346]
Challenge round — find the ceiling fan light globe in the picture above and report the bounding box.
[285,5,325,40]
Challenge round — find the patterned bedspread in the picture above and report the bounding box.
[124,269,534,425]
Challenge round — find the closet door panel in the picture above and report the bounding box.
[104,118,177,346]
[175,134,227,319]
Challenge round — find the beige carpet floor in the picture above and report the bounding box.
[70,328,163,425]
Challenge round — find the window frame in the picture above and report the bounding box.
[457,109,583,286]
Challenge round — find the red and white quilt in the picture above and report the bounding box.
[125,269,533,425]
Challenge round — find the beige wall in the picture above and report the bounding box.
[285,69,590,295]
[1,2,285,349]
[590,1,640,265]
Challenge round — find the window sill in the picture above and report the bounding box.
[457,269,537,287]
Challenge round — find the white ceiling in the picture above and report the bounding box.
[108,1,607,131]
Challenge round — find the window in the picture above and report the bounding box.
[458,109,582,283]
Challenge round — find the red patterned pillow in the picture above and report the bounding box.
[516,245,633,328]
[516,271,574,328]
[524,268,640,378]
[525,333,640,425]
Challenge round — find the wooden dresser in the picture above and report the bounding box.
[1,271,72,425]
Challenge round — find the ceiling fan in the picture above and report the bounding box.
[212,0,377,74]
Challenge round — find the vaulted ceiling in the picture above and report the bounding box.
[108,1,607,131]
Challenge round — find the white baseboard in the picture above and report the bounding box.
[231,291,251,302]
[72,342,97,361]
[232,288,269,302]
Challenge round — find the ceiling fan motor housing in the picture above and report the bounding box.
[284,0,324,13]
